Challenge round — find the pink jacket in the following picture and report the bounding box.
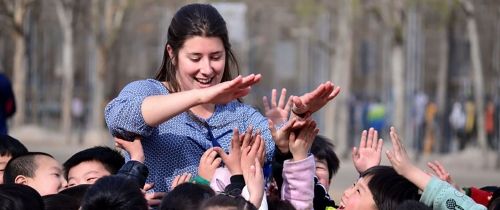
[282,155,315,210]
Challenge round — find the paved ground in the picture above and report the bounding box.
[10,125,500,202]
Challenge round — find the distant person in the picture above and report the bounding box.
[0,73,16,135]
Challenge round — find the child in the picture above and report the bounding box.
[386,127,487,210]
[3,152,66,196]
[63,146,124,187]
[0,134,28,184]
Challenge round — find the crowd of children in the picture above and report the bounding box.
[1,3,499,210]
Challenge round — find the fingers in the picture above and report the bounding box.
[143,183,154,191]
[242,126,254,149]
[262,96,270,113]
[284,95,293,113]
[213,147,229,162]
[359,130,367,148]
[366,128,374,149]
[278,88,287,108]
[271,89,277,108]
[376,138,384,152]
[172,173,192,189]
[372,129,379,148]
[327,85,341,101]
[231,128,241,151]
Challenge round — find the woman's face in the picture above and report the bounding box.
[170,36,226,91]
[339,177,377,210]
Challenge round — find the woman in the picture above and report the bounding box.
[105,3,339,192]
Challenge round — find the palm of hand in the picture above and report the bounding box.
[266,109,288,125]
[354,148,380,173]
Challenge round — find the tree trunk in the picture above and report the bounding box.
[462,0,488,165]
[55,0,75,143]
[436,27,449,152]
[12,33,26,127]
[326,0,353,153]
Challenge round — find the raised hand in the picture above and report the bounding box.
[291,81,340,117]
[198,148,222,181]
[142,183,165,207]
[214,128,243,175]
[352,128,383,173]
[115,136,144,163]
[263,88,292,126]
[200,74,261,105]
[241,135,265,208]
[289,120,319,161]
[386,126,430,190]
[268,118,298,153]
[427,160,460,190]
[170,173,192,189]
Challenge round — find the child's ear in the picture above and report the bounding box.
[14,175,28,184]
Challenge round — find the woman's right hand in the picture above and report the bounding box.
[199,74,261,104]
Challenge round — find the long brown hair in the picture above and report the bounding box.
[155,4,240,93]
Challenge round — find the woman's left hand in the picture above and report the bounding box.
[291,81,340,117]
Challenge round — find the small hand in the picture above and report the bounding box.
[170,173,192,190]
[243,157,264,208]
[427,160,460,190]
[289,120,319,161]
[214,128,243,175]
[115,136,144,163]
[268,118,297,153]
[291,81,340,117]
[198,148,222,181]
[352,128,383,173]
[385,126,413,177]
[263,88,292,126]
[142,183,165,207]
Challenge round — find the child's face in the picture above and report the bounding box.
[0,154,12,184]
[315,158,330,189]
[67,160,111,187]
[26,155,66,196]
[339,177,376,210]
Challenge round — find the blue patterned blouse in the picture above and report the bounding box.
[105,79,275,192]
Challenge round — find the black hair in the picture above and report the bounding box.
[267,195,296,210]
[80,175,147,210]
[43,193,79,210]
[489,188,500,210]
[200,194,257,210]
[3,152,54,184]
[0,183,44,210]
[0,134,28,157]
[155,3,239,92]
[361,166,420,210]
[59,184,91,205]
[311,135,340,179]
[395,200,431,210]
[63,146,124,179]
[160,182,215,210]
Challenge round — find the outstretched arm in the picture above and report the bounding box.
[143,74,261,126]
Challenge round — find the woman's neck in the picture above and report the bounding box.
[190,104,215,119]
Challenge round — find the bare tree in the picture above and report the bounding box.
[460,0,488,164]
[54,0,75,143]
[88,0,128,133]
[0,0,35,127]
[326,0,354,153]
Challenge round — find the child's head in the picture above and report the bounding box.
[200,194,258,210]
[43,193,79,210]
[310,135,340,189]
[80,175,147,210]
[0,134,28,184]
[63,146,124,187]
[160,182,215,210]
[395,200,431,210]
[0,183,45,210]
[339,166,420,210]
[3,152,65,196]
